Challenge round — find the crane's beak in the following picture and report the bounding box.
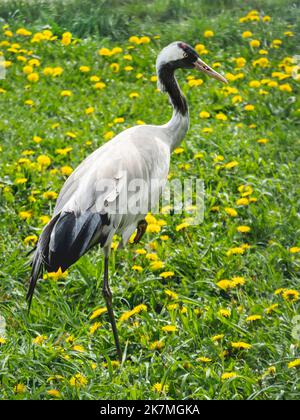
[194,58,228,84]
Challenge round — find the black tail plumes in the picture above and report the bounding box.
[26,211,108,309]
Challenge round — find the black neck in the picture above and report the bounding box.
[158,63,188,116]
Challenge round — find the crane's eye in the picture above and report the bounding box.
[183,52,189,58]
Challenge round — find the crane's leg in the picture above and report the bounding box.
[102,254,122,361]
[133,219,148,244]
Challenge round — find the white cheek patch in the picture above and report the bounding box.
[156,42,185,70]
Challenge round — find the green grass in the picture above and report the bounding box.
[0,1,300,400]
[0,0,299,39]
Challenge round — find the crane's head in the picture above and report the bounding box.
[156,41,227,84]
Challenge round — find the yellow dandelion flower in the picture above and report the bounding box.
[288,359,300,369]
[79,65,90,73]
[195,43,206,53]
[69,373,87,388]
[162,325,177,332]
[150,261,164,270]
[216,112,227,121]
[204,30,214,38]
[47,389,61,398]
[235,57,246,68]
[237,225,251,233]
[262,15,271,22]
[39,215,50,225]
[225,160,239,169]
[16,28,32,37]
[199,111,210,119]
[221,372,237,381]
[231,341,252,350]
[146,224,161,234]
[19,211,32,220]
[290,247,300,254]
[249,80,261,88]
[146,253,158,261]
[279,83,292,93]
[23,65,33,75]
[197,357,212,363]
[219,309,231,318]
[282,289,299,303]
[216,280,233,291]
[90,307,107,320]
[72,345,85,353]
[202,127,213,133]
[90,75,100,82]
[165,289,178,299]
[104,131,114,141]
[44,268,68,281]
[160,271,174,279]
[24,99,35,106]
[129,92,139,99]
[15,177,28,185]
[174,147,185,154]
[14,384,27,394]
[211,334,224,342]
[33,335,47,345]
[135,248,147,255]
[37,154,51,167]
[236,198,250,206]
[257,138,269,144]
[150,340,165,350]
[253,57,270,68]
[225,207,238,217]
[60,90,72,97]
[231,276,246,286]
[103,360,120,368]
[246,315,262,322]
[132,265,143,272]
[139,36,151,44]
[226,247,245,256]
[242,31,252,38]
[153,383,169,393]
[250,39,260,48]
[85,106,95,115]
[176,222,190,231]
[129,36,140,44]
[61,32,72,46]
[265,304,279,314]
[43,191,58,200]
[89,322,102,334]
[232,95,243,104]
[167,303,178,311]
[61,166,73,176]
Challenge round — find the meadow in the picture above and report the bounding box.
[0,0,300,400]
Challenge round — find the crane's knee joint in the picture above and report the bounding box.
[102,286,112,301]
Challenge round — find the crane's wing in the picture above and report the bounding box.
[27,125,170,307]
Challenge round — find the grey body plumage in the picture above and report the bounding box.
[27,41,227,359]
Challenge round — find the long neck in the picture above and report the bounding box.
[158,63,189,151]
